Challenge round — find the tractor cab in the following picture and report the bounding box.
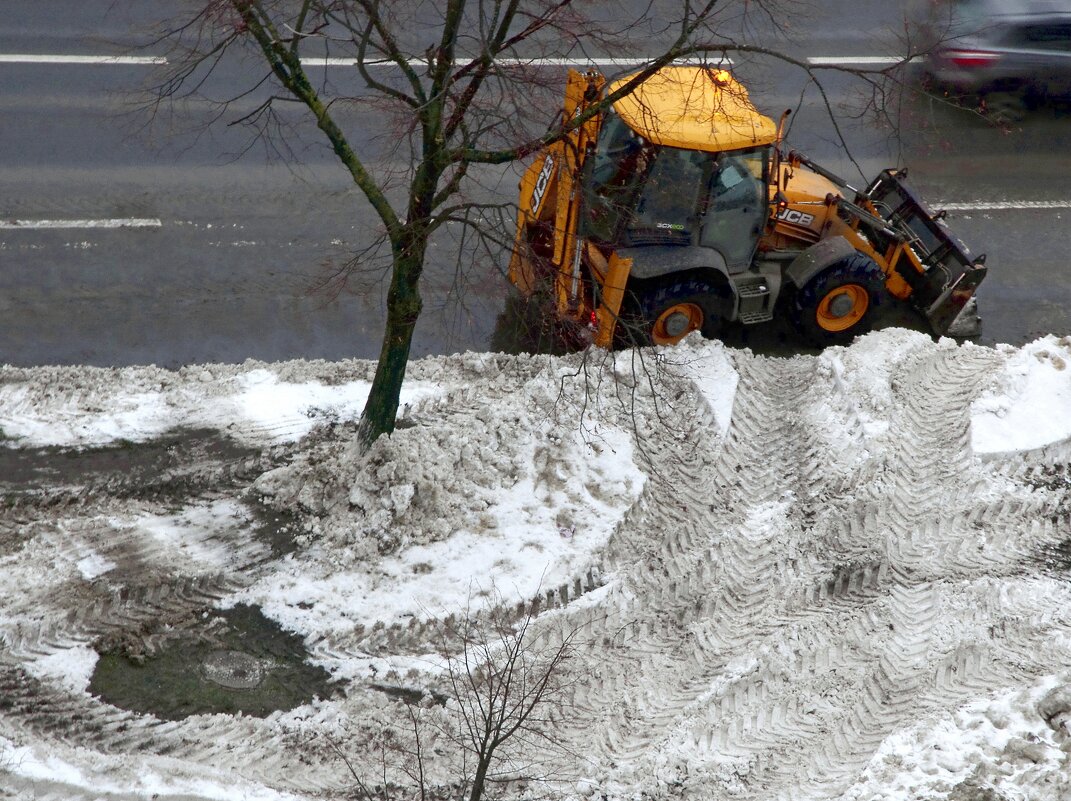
[581,119,771,273]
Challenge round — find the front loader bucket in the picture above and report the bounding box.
[923,261,987,335]
[863,169,988,335]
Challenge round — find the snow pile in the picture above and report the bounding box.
[814,327,935,441]
[242,353,655,644]
[7,332,1069,464]
[971,335,1071,455]
[670,337,739,436]
[841,676,1071,800]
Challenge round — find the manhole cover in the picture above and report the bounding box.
[201,649,268,689]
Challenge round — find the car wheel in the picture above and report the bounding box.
[982,91,1028,125]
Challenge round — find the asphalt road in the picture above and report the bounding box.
[2,1,1071,367]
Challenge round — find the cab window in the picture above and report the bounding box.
[580,111,649,244]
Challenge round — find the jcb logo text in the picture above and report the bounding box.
[530,156,555,214]
[777,208,815,226]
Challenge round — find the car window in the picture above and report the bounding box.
[1020,23,1071,50]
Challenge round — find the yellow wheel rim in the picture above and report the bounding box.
[652,302,703,345]
[816,284,869,332]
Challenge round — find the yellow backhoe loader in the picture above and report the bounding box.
[508,66,987,347]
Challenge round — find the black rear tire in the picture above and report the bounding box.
[794,254,886,346]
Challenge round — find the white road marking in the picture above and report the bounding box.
[0,219,162,229]
[0,54,167,65]
[300,56,723,68]
[0,53,902,69]
[1,201,1067,234]
[936,200,1071,211]
[0,53,1066,218]
[807,56,905,66]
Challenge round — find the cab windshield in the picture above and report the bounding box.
[626,146,708,245]
[581,110,769,251]
[582,113,710,246]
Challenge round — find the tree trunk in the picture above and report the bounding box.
[356,239,425,451]
[468,755,492,801]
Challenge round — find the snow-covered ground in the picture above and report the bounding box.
[1,330,1070,800]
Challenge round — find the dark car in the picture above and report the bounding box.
[915,0,1071,122]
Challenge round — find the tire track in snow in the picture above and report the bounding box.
[0,360,636,798]
[564,354,849,775]
[718,344,1067,799]
[557,342,1071,801]
[0,441,361,796]
[0,501,270,665]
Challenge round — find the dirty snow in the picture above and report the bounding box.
[4,335,1068,456]
[1,331,1070,800]
[0,362,444,447]
[235,417,643,658]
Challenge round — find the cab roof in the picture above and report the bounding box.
[609,66,778,153]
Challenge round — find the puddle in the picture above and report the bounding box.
[89,603,337,720]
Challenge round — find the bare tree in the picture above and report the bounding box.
[145,1,920,450]
[442,604,576,801]
[329,601,578,801]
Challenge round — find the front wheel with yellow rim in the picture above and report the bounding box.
[626,277,726,347]
[795,254,886,345]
